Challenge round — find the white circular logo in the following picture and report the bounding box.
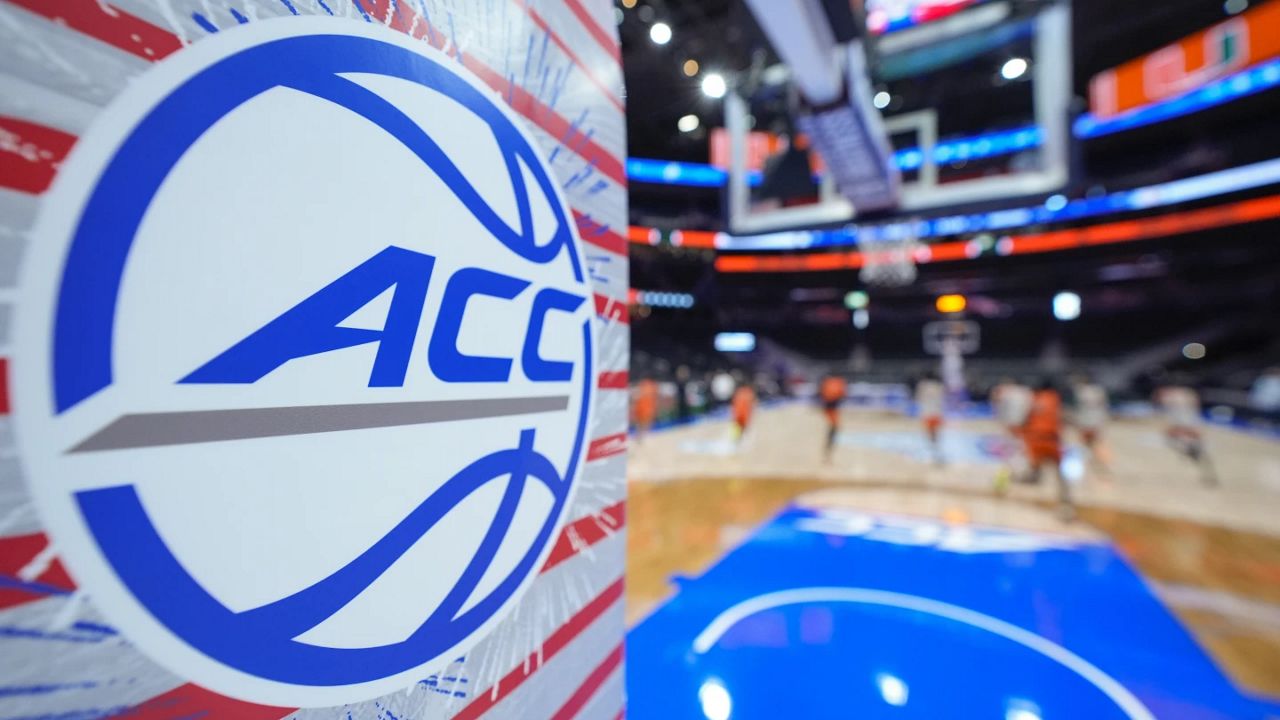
[15,18,594,706]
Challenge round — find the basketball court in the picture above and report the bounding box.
[625,406,1280,717]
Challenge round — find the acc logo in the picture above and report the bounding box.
[15,19,594,706]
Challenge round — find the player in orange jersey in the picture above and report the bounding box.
[1022,379,1074,520]
[819,374,848,462]
[730,379,757,447]
[633,377,659,444]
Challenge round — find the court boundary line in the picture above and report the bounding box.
[691,586,1156,720]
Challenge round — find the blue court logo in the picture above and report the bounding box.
[17,20,594,706]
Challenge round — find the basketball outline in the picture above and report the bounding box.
[13,16,596,707]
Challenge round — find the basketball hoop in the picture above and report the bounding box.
[858,230,922,287]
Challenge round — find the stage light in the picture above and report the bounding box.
[702,72,727,99]
[1053,291,1081,321]
[845,290,869,310]
[683,59,700,77]
[621,0,636,7]
[873,91,891,109]
[853,308,870,329]
[1001,57,1028,81]
[936,294,967,313]
[1183,342,1206,360]
[1044,194,1067,211]
[649,21,671,45]
[698,678,732,720]
[678,114,700,133]
[875,673,908,707]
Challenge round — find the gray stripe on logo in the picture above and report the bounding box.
[67,395,570,453]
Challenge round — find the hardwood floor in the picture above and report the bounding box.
[626,407,1280,698]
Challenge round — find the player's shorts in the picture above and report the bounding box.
[1024,432,1062,464]
[924,415,942,433]
[1081,428,1099,445]
[823,400,840,425]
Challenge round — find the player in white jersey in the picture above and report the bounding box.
[1156,383,1218,486]
[991,379,1032,492]
[916,374,946,465]
[993,380,1033,431]
[1073,379,1111,475]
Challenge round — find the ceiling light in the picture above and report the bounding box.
[1183,342,1206,360]
[683,58,700,77]
[1224,0,1247,13]
[701,72,727,99]
[621,0,636,7]
[649,21,672,45]
[1053,291,1081,321]
[678,114,700,132]
[872,91,891,109]
[853,309,870,329]
[1001,57,1028,81]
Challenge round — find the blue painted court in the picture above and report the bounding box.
[627,507,1280,719]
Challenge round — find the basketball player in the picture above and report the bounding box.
[991,378,1032,491]
[819,373,848,462]
[633,377,658,444]
[730,377,757,446]
[1073,377,1111,475]
[1022,379,1074,521]
[915,374,946,465]
[1156,382,1218,486]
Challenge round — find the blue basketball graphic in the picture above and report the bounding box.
[17,20,595,704]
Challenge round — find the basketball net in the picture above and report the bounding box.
[858,230,921,287]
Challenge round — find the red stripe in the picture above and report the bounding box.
[110,578,623,720]
[452,577,624,720]
[594,294,629,325]
[515,0,624,114]
[9,0,628,196]
[6,0,183,62]
[0,357,9,415]
[0,533,76,611]
[359,0,627,187]
[563,0,621,63]
[596,370,628,389]
[107,683,291,720]
[458,52,626,187]
[575,211,628,256]
[541,501,625,573]
[550,642,624,720]
[587,432,627,462]
[0,115,77,195]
